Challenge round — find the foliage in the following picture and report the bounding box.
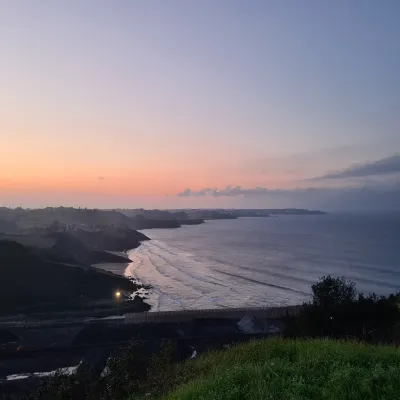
[311,275,357,308]
[24,339,187,400]
[104,339,183,399]
[162,338,400,400]
[286,276,400,342]
[22,366,98,400]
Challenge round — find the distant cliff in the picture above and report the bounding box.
[129,217,181,229]
[187,210,237,220]
[229,210,270,218]
[262,209,327,215]
[117,209,184,229]
[178,219,205,225]
[49,231,136,265]
[69,227,149,252]
[183,208,326,218]
[228,209,326,217]
[118,208,176,220]
[170,211,205,225]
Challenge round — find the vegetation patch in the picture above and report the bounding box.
[162,338,400,400]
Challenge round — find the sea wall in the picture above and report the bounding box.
[125,305,302,324]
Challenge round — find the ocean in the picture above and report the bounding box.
[112,214,400,311]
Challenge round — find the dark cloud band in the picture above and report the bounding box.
[314,154,400,180]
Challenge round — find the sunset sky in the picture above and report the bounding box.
[1,1,399,210]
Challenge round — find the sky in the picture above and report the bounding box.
[1,0,399,210]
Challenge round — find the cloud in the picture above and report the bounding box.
[178,186,272,197]
[176,183,400,211]
[314,154,400,180]
[98,176,106,181]
[178,185,338,198]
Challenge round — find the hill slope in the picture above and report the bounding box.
[0,240,147,315]
[161,338,400,400]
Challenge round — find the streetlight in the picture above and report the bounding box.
[115,291,121,315]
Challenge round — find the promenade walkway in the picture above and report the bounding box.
[125,305,301,324]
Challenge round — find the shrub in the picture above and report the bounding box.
[311,275,357,309]
[22,365,99,400]
[24,339,184,400]
[289,276,400,342]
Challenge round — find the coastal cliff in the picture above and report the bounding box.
[178,219,205,225]
[0,238,150,316]
[69,227,149,252]
[130,217,181,229]
[0,228,147,266]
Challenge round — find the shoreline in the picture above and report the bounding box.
[90,247,153,311]
[0,213,327,323]
[117,233,307,312]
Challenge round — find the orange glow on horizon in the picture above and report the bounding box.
[1,131,301,202]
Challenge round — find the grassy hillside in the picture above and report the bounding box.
[26,338,400,399]
[160,338,400,400]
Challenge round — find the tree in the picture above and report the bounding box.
[311,275,356,309]
[291,276,400,342]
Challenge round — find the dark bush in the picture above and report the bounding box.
[311,275,357,308]
[22,365,99,400]
[287,275,400,343]
[24,339,186,400]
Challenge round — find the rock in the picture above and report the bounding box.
[237,316,266,334]
[268,325,281,334]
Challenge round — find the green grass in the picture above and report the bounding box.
[161,338,400,400]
